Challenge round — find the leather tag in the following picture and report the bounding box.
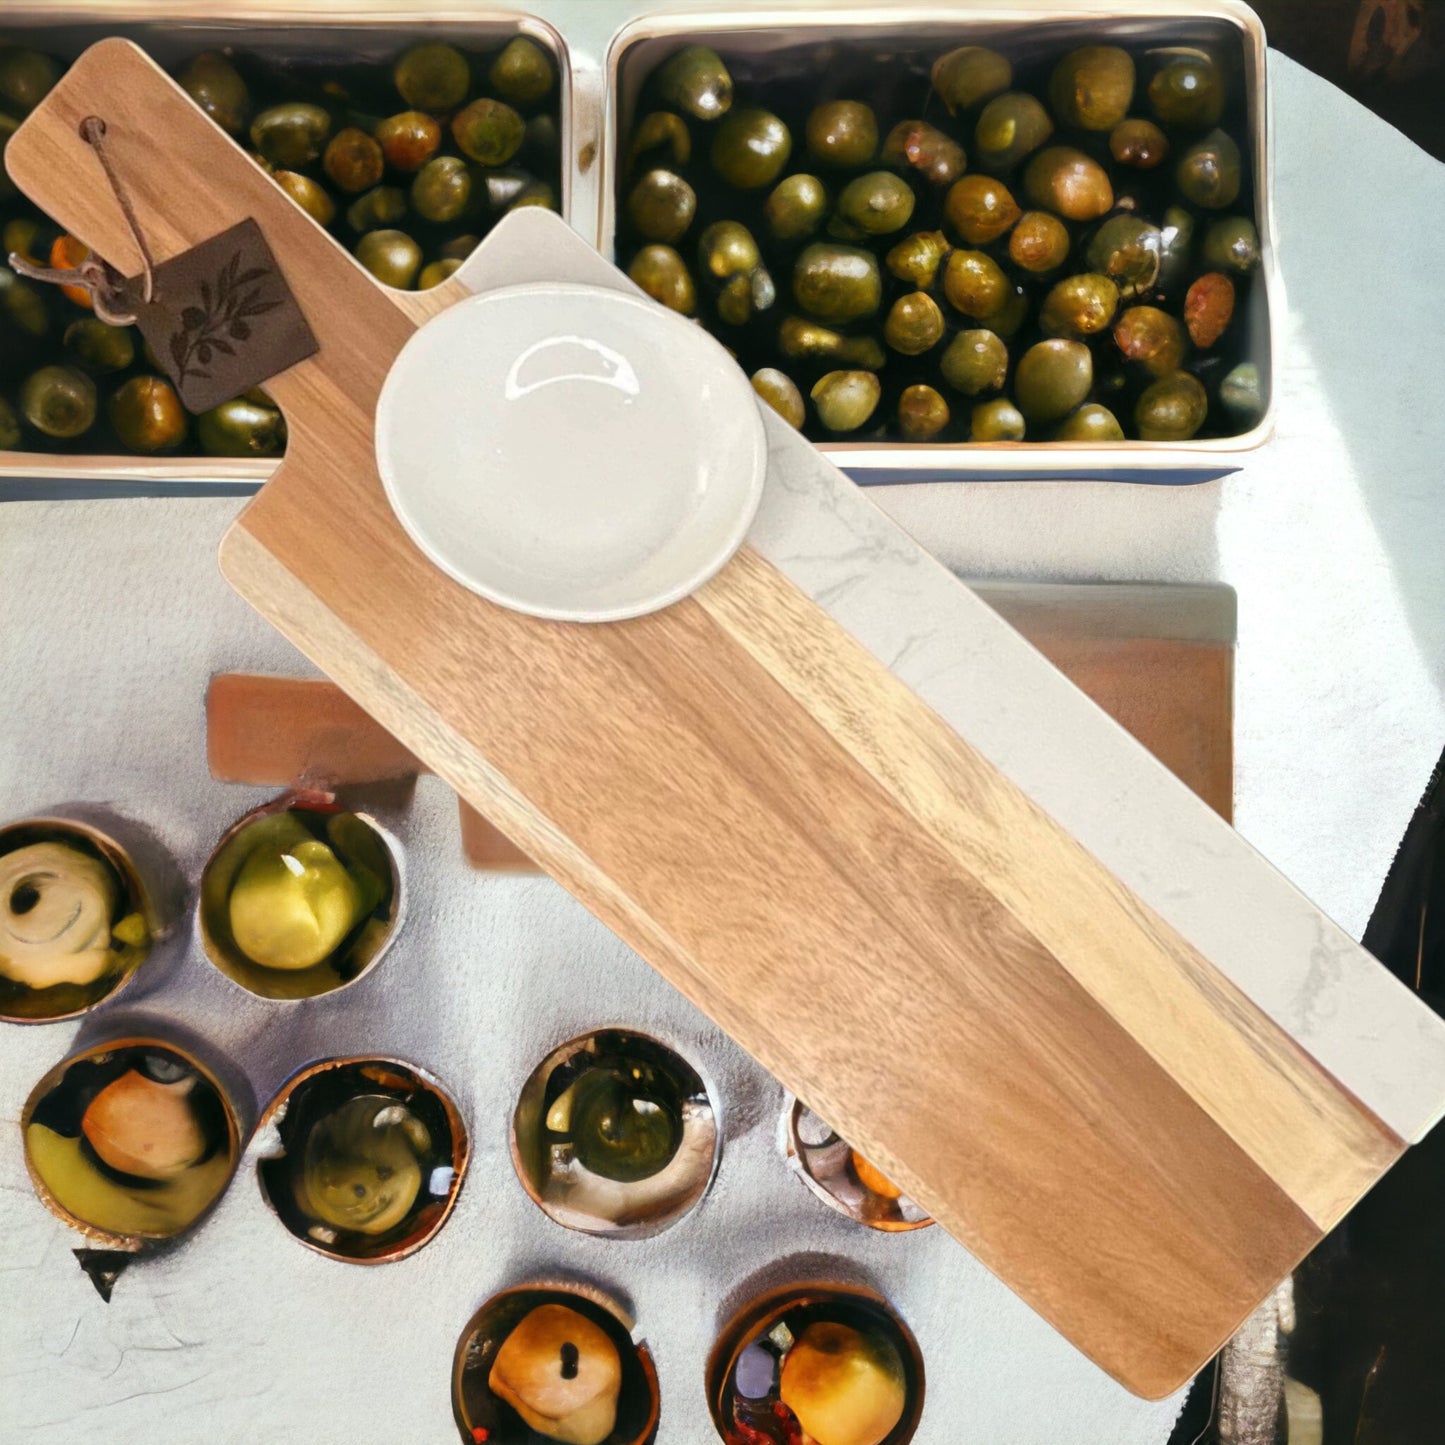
[125,219,317,414]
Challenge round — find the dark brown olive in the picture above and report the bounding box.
[627,111,692,169]
[626,169,697,243]
[1176,130,1241,209]
[324,127,384,193]
[883,292,944,355]
[374,111,441,171]
[1110,119,1169,169]
[970,397,1026,441]
[1148,50,1225,128]
[274,170,336,227]
[411,155,472,223]
[110,375,186,452]
[1049,46,1135,131]
[805,101,878,168]
[711,108,792,189]
[1055,403,1124,441]
[453,98,525,166]
[489,36,555,109]
[1136,370,1207,440]
[629,244,696,314]
[792,243,881,324]
[885,230,950,288]
[1114,305,1187,377]
[941,249,1009,321]
[940,329,1008,396]
[1023,147,1113,221]
[777,317,885,370]
[881,120,967,187]
[811,370,881,432]
[656,46,733,123]
[898,384,950,441]
[931,46,1012,114]
[751,367,805,428]
[832,171,916,238]
[944,175,1021,245]
[1014,339,1092,423]
[974,92,1053,172]
[1008,211,1071,273]
[765,174,828,241]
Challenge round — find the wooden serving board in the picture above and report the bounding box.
[15,40,1445,1399]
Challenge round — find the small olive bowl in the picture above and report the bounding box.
[254,1055,468,1264]
[198,789,404,1001]
[452,1281,660,1445]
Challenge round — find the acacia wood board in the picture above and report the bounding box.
[14,39,1445,1399]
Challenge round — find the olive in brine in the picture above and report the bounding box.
[0,46,58,116]
[805,101,878,168]
[374,111,441,171]
[356,229,423,289]
[884,292,944,355]
[394,42,470,113]
[0,395,19,449]
[792,243,881,324]
[1024,147,1113,221]
[1050,46,1135,131]
[274,171,336,227]
[1136,371,1207,441]
[177,52,248,136]
[1220,361,1265,426]
[881,119,967,187]
[1148,51,1225,128]
[1056,403,1124,441]
[777,317,885,370]
[974,93,1053,172]
[3,215,53,267]
[833,171,915,238]
[1014,339,1093,423]
[1202,216,1261,273]
[506,180,557,213]
[347,185,407,233]
[1176,130,1241,210]
[418,258,463,290]
[324,127,384,194]
[752,368,805,429]
[716,269,775,326]
[711,108,791,189]
[250,103,331,169]
[1086,214,1163,298]
[1040,273,1119,338]
[656,45,733,122]
[20,365,95,439]
[765,174,828,242]
[944,175,1021,245]
[629,245,696,315]
[1110,118,1169,169]
[2,269,49,338]
[489,36,554,109]
[970,397,1026,441]
[453,98,524,166]
[990,284,1029,339]
[1158,206,1196,292]
[197,396,287,457]
[1184,272,1235,348]
[1114,305,1187,377]
[898,384,950,442]
[411,156,472,223]
[941,249,1008,321]
[811,370,881,432]
[110,376,186,453]
[627,111,691,169]
[1009,211,1071,273]
[698,220,761,282]
[931,46,1012,114]
[885,230,949,288]
[940,328,1008,396]
[626,169,696,244]
[63,318,135,374]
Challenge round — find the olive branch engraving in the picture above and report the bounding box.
[169,249,282,385]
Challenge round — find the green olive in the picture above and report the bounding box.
[0,46,59,116]
[1085,214,1163,297]
[989,284,1030,339]
[1110,118,1169,169]
[974,92,1053,172]
[711,108,792,189]
[931,46,1012,114]
[323,127,384,194]
[832,171,916,238]
[1049,46,1135,131]
[177,52,248,136]
[274,170,336,227]
[1008,211,1071,273]
[418,258,463,289]
[765,174,829,242]
[698,220,761,281]
[523,113,561,168]
[507,180,557,213]
[109,375,186,453]
[411,155,472,223]
[20,365,95,438]
[1039,273,1119,337]
[944,174,1021,245]
[940,328,1008,396]
[374,111,441,171]
[715,267,775,326]
[898,384,950,441]
[0,395,20,449]
[970,397,1026,441]
[625,168,696,244]
[1220,361,1265,426]
[777,316,885,370]
[440,234,481,261]
[196,396,287,457]
[1202,216,1261,273]
[1158,206,1196,292]
[63,318,135,374]
[1014,338,1092,423]
[250,102,331,169]
[880,119,967,187]
[1148,50,1225,128]
[792,243,881,324]
[752,367,805,428]
[627,111,692,170]
[629,244,696,314]
[805,101,878,168]
[1055,403,1124,441]
[1135,370,1207,440]
[355,229,423,289]
[393,42,470,113]
[1114,305,1187,376]
[656,45,733,123]
[884,292,944,355]
[941,249,1009,321]
[1176,129,1241,209]
[1,268,48,338]
[1023,147,1113,221]
[885,230,950,288]
[452,97,524,166]
[489,36,554,109]
[346,185,407,233]
[811,370,881,432]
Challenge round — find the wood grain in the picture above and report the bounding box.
[6,40,1409,1398]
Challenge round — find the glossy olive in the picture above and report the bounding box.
[250,102,331,169]
[805,101,878,168]
[489,36,554,109]
[969,397,1026,441]
[324,127,384,193]
[974,92,1053,172]
[1184,272,1235,348]
[178,51,248,136]
[626,169,696,244]
[1023,147,1113,221]
[765,174,829,242]
[452,98,524,166]
[884,292,944,355]
[1110,118,1169,169]
[1135,370,1207,440]
[1148,51,1225,128]
[411,156,472,223]
[792,243,881,324]
[711,108,792,189]
[885,230,949,288]
[196,396,287,457]
[941,249,1009,321]
[880,119,967,187]
[898,384,950,442]
[0,46,59,116]
[109,376,186,452]
[418,258,463,290]
[1220,361,1265,426]
[811,370,881,432]
[1040,273,1119,337]
[990,284,1030,339]
[1158,206,1196,292]
[715,267,775,325]
[355,229,423,289]
[627,111,692,169]
[944,174,1021,245]
[656,45,733,122]
[777,316,886,370]
[931,46,1012,114]
[1055,403,1124,441]
[752,367,805,429]
[346,185,407,233]
[19,365,95,438]
[1050,45,1135,131]
[1114,305,1187,376]
[274,170,336,227]
[1202,216,1261,273]
[1085,214,1163,297]
[940,328,1008,396]
[698,220,761,281]
[1176,129,1242,210]
[62,318,135,374]
[1014,338,1093,422]
[393,42,470,113]
[374,111,441,171]
[833,171,916,238]
[1008,211,1071,273]
[629,244,696,314]
[507,180,557,212]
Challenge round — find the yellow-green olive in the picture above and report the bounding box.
[627,111,692,169]
[752,367,805,428]
[791,243,881,324]
[625,169,696,244]
[1135,370,1207,440]
[629,245,696,314]
[393,42,470,113]
[811,370,881,432]
[711,108,792,189]
[974,92,1053,172]
[196,395,288,457]
[346,185,407,233]
[1201,216,1261,273]
[941,249,1009,321]
[1049,46,1135,131]
[62,318,135,374]
[777,317,886,370]
[324,127,384,193]
[489,36,555,109]
[411,155,472,223]
[832,171,916,238]
[1176,129,1242,209]
[418,258,463,290]
[1008,211,1071,273]
[1056,402,1124,441]
[883,292,944,355]
[1114,305,1187,376]
[656,45,733,123]
[177,51,248,136]
[940,328,1008,395]
[19,365,96,439]
[250,102,331,169]
[1039,273,1119,338]
[1014,338,1093,423]
[274,170,336,227]
[355,229,423,289]
[885,230,950,288]
[931,46,1012,114]
[698,220,761,281]
[805,100,879,168]
[765,174,829,242]
[1148,50,1225,128]
[970,397,1026,441]
[1086,214,1163,297]
[453,98,525,166]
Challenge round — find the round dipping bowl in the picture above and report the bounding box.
[21,1036,242,1249]
[255,1056,468,1264]
[198,791,403,1001]
[511,1028,719,1238]
[0,816,160,1024]
[707,1284,925,1445]
[452,1282,660,1445]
